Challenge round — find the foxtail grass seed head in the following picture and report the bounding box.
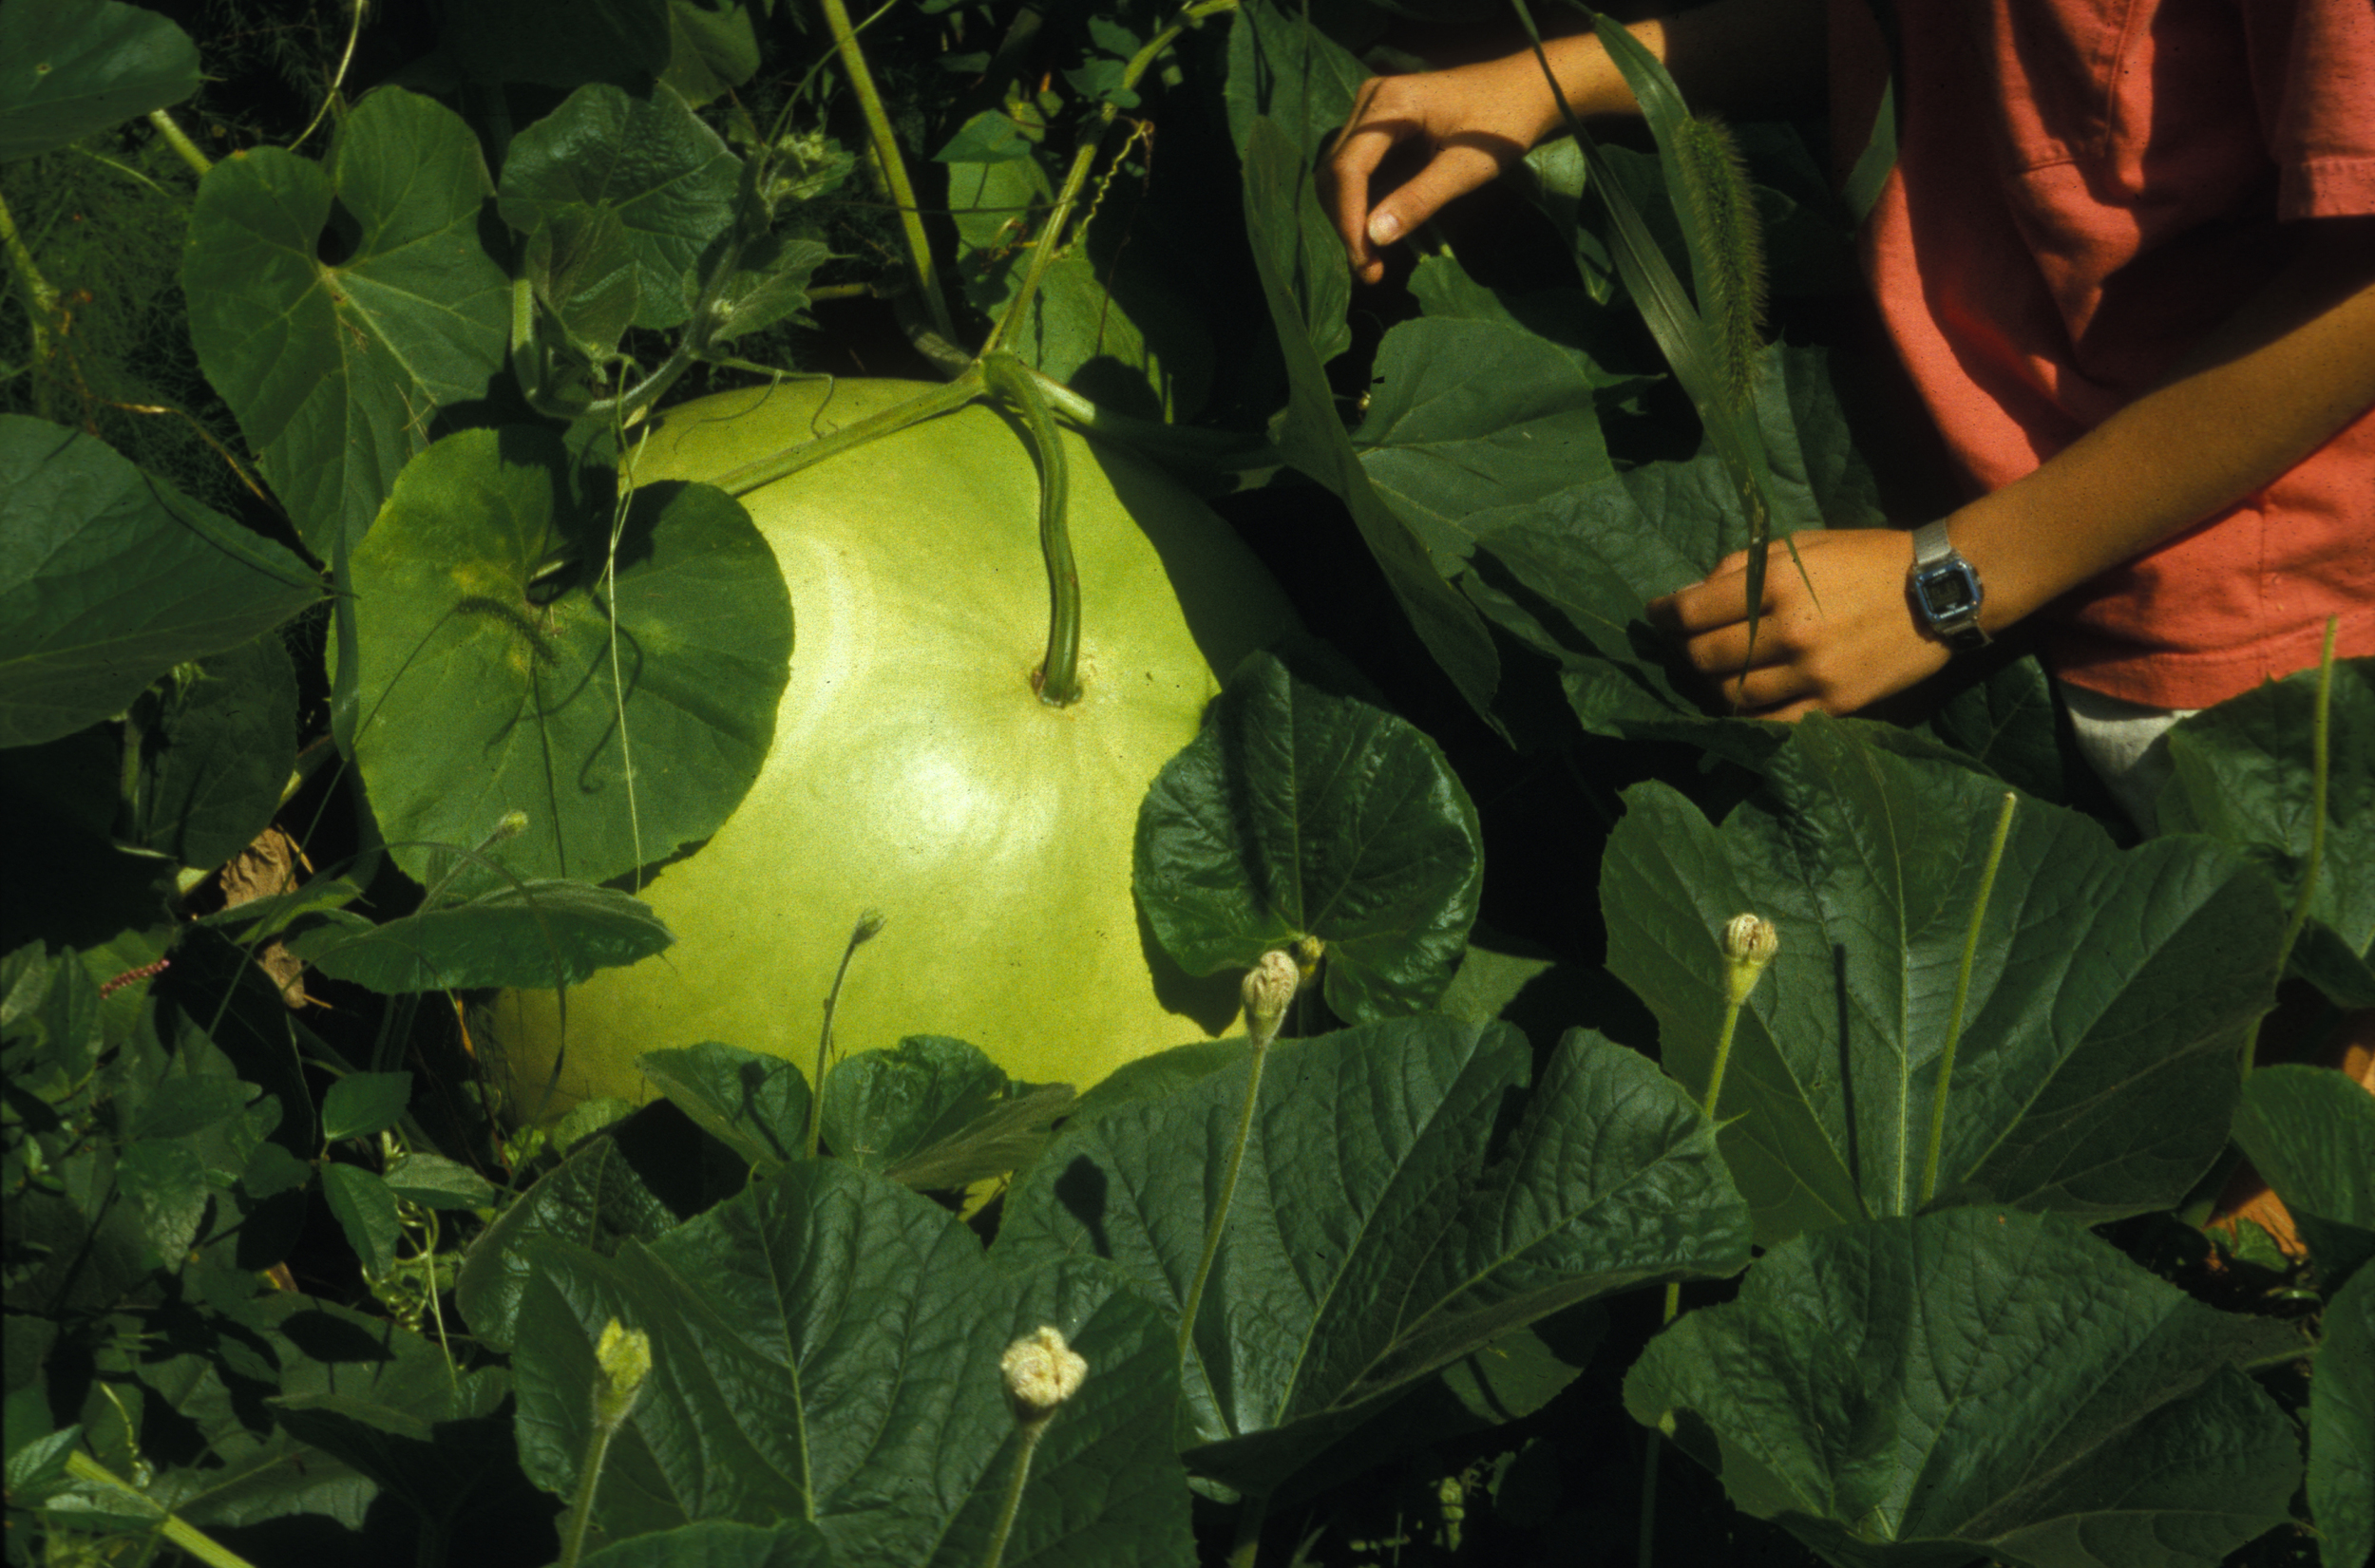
[1721,915,1779,1006]
[1000,1326,1088,1425]
[1243,950,1300,1049]
[593,1317,652,1428]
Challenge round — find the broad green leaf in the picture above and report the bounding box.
[320,1162,401,1276]
[114,1137,210,1265]
[1238,118,1500,726]
[269,1368,517,1551]
[660,0,769,106]
[455,1129,690,1353]
[182,88,511,558]
[381,1151,499,1210]
[1134,649,1484,1020]
[819,1034,1002,1171]
[0,417,319,748]
[1625,1208,2305,1568]
[2158,658,2375,1007]
[1601,715,2281,1248]
[129,634,297,872]
[498,83,742,332]
[346,425,789,887]
[522,203,643,359]
[445,0,672,90]
[128,1076,258,1142]
[1224,0,1367,172]
[1350,313,1623,557]
[996,1020,1750,1496]
[0,0,198,162]
[707,229,830,346]
[581,1520,834,1568]
[1456,345,1858,744]
[511,1162,1194,1565]
[287,879,674,993]
[638,1040,813,1168]
[2232,1064,2375,1291]
[2308,1262,2374,1568]
[1921,656,2085,807]
[77,1294,503,1536]
[320,1070,411,1143]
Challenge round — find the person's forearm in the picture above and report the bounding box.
[1950,219,2375,633]
[1525,0,1828,126]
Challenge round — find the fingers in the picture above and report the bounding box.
[1323,75,1524,285]
[1645,560,1777,637]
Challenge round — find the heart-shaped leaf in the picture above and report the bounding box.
[2158,657,2375,1007]
[2232,1064,2375,1291]
[182,87,510,557]
[321,1071,411,1143]
[510,1161,1194,1566]
[2308,1262,2374,1568]
[1602,715,2281,1247]
[1134,650,1484,1021]
[996,1018,1750,1495]
[0,417,319,748]
[345,425,789,887]
[129,634,298,872]
[637,1040,813,1169]
[286,879,674,993]
[0,0,198,163]
[497,82,741,333]
[1625,1207,2305,1568]
[579,1521,833,1568]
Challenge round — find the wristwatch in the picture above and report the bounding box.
[1909,520,1989,652]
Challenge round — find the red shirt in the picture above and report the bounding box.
[1834,0,2375,707]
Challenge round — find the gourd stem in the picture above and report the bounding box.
[0,186,60,415]
[66,1452,259,1568]
[817,0,957,345]
[982,1,1236,357]
[1918,790,2018,1208]
[2257,616,2338,1075]
[146,107,214,176]
[1227,1490,1269,1568]
[983,354,1079,705]
[708,372,983,497]
[978,1419,1049,1568]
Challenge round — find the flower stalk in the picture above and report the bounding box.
[558,1318,652,1568]
[1916,791,2017,1208]
[1176,952,1299,1370]
[1644,914,1776,1568]
[980,1326,1089,1568]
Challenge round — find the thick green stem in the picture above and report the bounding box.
[818,0,957,344]
[708,371,984,497]
[556,1420,619,1568]
[1918,790,2018,1208]
[978,1419,1049,1568]
[981,1,1235,357]
[0,184,61,411]
[1227,1490,1269,1568]
[983,353,1080,704]
[1178,1035,1269,1366]
[65,1452,259,1568]
[146,108,214,176]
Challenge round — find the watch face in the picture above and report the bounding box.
[1914,562,1981,622]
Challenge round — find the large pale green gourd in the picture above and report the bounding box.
[489,379,1300,1111]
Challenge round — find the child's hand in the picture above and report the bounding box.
[1646,531,1955,719]
[1321,56,1569,285]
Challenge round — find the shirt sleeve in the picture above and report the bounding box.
[2251,0,2375,217]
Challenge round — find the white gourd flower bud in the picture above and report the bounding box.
[1720,915,1779,1007]
[1242,949,1301,1050]
[1000,1325,1088,1425]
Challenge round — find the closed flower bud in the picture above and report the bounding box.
[1721,915,1779,1006]
[1242,950,1300,1049]
[594,1317,652,1428]
[1000,1325,1088,1424]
